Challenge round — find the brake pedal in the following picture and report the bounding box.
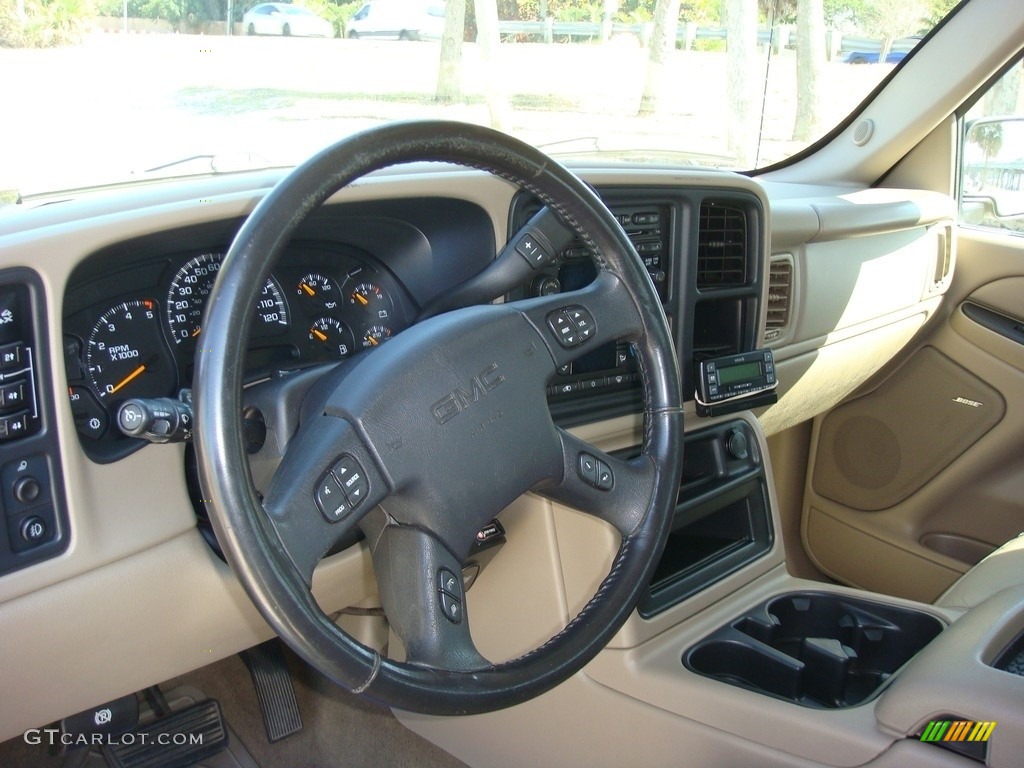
[104,699,228,768]
[240,640,303,743]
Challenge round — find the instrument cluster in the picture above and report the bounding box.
[63,244,412,458]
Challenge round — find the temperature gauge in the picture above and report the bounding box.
[361,325,393,349]
[309,317,355,360]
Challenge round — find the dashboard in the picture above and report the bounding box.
[59,185,768,463]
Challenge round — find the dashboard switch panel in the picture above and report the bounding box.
[0,269,69,576]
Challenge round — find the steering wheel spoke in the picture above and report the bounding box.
[261,414,386,585]
[536,428,656,537]
[369,523,489,671]
[514,271,645,371]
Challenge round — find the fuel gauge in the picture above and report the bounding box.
[308,317,355,360]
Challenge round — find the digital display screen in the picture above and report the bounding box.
[717,360,762,385]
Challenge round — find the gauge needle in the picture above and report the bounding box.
[354,293,369,306]
[366,336,378,346]
[191,327,202,338]
[311,329,328,342]
[300,283,316,297]
[111,364,146,394]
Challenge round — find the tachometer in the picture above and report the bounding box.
[86,299,176,401]
[166,253,289,344]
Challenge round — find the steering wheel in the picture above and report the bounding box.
[194,121,683,716]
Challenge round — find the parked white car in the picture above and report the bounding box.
[346,1,445,41]
[243,3,335,38]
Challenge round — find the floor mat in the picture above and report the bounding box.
[0,647,467,768]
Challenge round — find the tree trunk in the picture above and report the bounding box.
[984,63,1021,115]
[473,0,508,131]
[435,0,467,103]
[637,0,680,116]
[793,0,824,141]
[726,0,758,167]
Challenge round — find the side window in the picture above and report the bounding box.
[353,5,370,20]
[961,60,1024,233]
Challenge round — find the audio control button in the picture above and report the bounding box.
[515,235,549,268]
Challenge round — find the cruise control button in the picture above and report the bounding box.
[439,592,463,624]
[595,460,614,491]
[314,473,350,522]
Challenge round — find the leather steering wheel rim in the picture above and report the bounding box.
[195,120,683,715]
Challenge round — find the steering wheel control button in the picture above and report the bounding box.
[566,307,595,341]
[437,567,464,624]
[547,306,596,349]
[437,567,464,623]
[578,452,598,486]
[578,452,613,491]
[314,472,351,523]
[331,455,368,509]
[439,591,463,624]
[438,568,461,596]
[547,311,577,347]
[514,234,549,268]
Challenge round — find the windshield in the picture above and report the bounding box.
[0,0,958,202]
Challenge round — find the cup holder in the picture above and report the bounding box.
[684,592,944,708]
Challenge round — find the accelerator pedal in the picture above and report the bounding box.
[104,699,227,768]
[240,640,303,743]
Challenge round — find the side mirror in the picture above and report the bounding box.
[963,116,1024,219]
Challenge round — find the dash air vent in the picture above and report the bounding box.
[697,202,747,289]
[765,256,793,341]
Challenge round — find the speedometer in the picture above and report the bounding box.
[166,253,289,344]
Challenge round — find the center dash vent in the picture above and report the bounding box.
[697,202,747,289]
[765,256,793,341]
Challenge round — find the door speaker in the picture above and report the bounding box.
[813,347,1004,511]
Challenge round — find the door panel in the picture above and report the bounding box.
[802,229,1024,602]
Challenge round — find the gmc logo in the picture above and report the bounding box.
[430,363,506,425]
